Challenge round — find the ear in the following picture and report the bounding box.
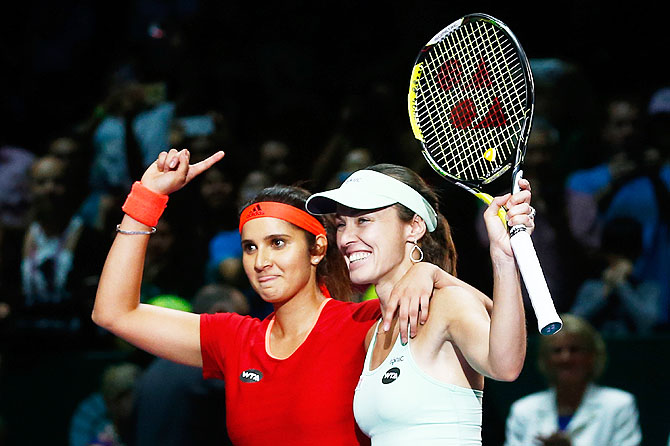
[406,215,427,243]
[310,234,328,266]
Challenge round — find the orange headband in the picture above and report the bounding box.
[239,201,326,236]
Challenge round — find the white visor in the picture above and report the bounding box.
[306,169,438,232]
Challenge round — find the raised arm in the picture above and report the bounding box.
[447,180,531,380]
[92,149,224,367]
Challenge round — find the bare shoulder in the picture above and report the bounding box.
[425,286,490,338]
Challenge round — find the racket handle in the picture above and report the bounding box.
[509,228,562,335]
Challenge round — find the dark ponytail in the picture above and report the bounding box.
[366,164,458,275]
[240,185,353,301]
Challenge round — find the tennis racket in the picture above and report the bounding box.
[407,13,561,335]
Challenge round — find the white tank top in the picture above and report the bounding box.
[353,321,483,445]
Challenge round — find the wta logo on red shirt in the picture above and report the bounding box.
[240,368,263,383]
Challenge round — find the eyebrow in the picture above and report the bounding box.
[241,233,292,244]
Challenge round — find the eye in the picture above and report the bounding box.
[357,216,370,224]
[271,238,286,248]
[242,242,256,254]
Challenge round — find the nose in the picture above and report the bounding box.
[254,246,272,271]
[337,220,358,249]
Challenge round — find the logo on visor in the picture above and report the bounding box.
[245,204,264,218]
[382,367,400,384]
[240,368,263,383]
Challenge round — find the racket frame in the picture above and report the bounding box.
[408,13,562,335]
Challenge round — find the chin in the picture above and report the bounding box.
[349,271,375,288]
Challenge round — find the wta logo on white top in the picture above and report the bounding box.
[382,367,400,384]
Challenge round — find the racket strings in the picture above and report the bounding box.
[420,32,494,179]
[439,22,514,177]
[450,22,501,180]
[414,20,529,182]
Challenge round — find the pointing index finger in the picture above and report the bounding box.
[186,151,225,182]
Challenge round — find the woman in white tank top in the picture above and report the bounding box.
[307,164,534,445]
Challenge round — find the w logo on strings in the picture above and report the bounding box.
[437,57,507,129]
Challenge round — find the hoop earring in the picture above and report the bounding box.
[409,241,424,263]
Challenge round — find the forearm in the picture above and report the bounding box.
[92,215,150,329]
[487,253,526,380]
[93,215,203,366]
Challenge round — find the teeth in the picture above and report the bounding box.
[349,252,370,263]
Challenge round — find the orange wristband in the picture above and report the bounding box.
[122,182,169,227]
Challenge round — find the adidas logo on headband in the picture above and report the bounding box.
[245,204,264,218]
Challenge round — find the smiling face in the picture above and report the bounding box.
[335,205,414,289]
[241,217,322,305]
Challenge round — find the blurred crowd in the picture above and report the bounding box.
[0,2,669,445]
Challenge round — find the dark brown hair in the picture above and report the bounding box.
[239,185,352,301]
[366,164,457,275]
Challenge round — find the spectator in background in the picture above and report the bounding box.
[140,213,203,302]
[133,283,249,446]
[235,170,273,211]
[179,158,240,291]
[504,313,641,446]
[570,217,662,334]
[0,144,35,229]
[195,163,238,241]
[89,79,175,193]
[47,136,92,204]
[565,93,645,251]
[259,139,294,185]
[11,155,107,350]
[0,145,36,324]
[70,390,110,446]
[70,362,141,446]
[322,146,373,190]
[530,58,597,173]
[46,135,110,233]
[565,89,670,329]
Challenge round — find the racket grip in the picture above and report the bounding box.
[509,228,562,335]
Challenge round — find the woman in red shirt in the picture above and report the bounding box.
[93,149,432,445]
